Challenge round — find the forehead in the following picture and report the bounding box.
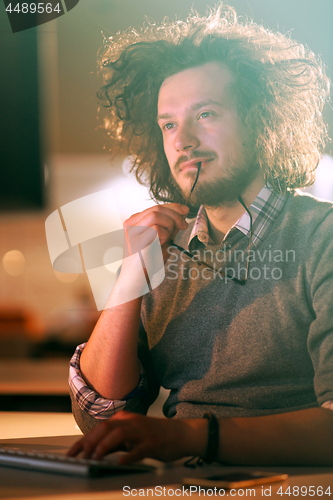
[157,62,235,113]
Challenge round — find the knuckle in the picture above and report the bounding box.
[113,426,128,442]
[124,213,139,224]
[153,205,163,212]
[82,440,94,454]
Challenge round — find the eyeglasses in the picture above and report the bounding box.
[169,195,253,286]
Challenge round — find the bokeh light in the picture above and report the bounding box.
[2,250,26,276]
[103,246,123,273]
[53,270,79,283]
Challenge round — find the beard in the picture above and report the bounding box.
[172,150,260,212]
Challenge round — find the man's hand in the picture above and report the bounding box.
[123,203,189,263]
[67,411,206,464]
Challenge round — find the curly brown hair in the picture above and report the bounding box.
[97,3,330,204]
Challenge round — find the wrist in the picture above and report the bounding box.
[181,418,209,458]
[106,267,146,308]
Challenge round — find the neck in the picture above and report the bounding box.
[205,174,265,245]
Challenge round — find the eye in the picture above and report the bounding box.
[198,111,214,120]
[162,122,175,131]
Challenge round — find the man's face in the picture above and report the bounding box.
[157,62,258,207]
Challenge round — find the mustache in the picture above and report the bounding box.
[174,151,217,173]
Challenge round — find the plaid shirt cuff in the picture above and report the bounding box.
[69,343,147,419]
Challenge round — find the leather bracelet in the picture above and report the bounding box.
[203,413,219,464]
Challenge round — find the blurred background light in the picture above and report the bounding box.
[103,246,123,273]
[305,155,333,201]
[2,250,26,277]
[53,270,79,283]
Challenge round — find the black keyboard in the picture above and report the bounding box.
[0,447,153,477]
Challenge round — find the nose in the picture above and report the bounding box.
[174,120,200,152]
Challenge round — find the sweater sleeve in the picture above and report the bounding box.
[307,210,333,407]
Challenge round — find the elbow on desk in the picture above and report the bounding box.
[70,391,101,434]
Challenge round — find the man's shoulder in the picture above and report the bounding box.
[280,190,333,249]
[285,190,333,226]
[290,189,333,209]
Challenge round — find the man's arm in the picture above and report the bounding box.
[78,203,189,400]
[79,295,143,401]
[68,407,333,466]
[217,407,333,465]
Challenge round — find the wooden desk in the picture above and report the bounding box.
[0,434,332,499]
[0,412,82,439]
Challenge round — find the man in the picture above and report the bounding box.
[68,4,333,465]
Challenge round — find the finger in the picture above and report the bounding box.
[126,203,189,223]
[135,211,187,244]
[91,425,137,460]
[67,437,86,457]
[151,225,177,246]
[125,204,189,230]
[126,214,186,242]
[118,443,148,465]
[124,206,189,254]
[125,219,185,252]
[69,420,115,459]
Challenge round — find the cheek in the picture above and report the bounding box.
[162,138,175,163]
[203,126,230,152]
[218,125,244,152]
[207,127,245,164]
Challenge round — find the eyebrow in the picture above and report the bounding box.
[157,100,224,121]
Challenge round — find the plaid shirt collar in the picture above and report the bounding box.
[189,185,288,250]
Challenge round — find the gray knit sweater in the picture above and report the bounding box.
[71,191,333,432]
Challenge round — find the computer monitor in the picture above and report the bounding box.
[0,10,45,211]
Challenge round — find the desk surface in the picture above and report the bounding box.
[0,435,332,500]
[0,412,82,440]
